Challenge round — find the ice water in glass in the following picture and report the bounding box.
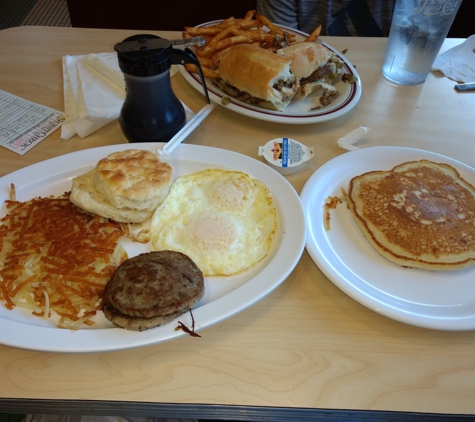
[382,0,462,86]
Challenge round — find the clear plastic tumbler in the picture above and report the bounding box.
[382,0,463,86]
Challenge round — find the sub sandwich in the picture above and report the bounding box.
[277,42,348,105]
[216,43,298,111]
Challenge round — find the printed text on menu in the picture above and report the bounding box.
[0,89,66,155]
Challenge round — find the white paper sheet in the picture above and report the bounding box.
[0,89,66,155]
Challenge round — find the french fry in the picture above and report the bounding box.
[184,64,219,79]
[285,32,297,42]
[221,16,235,24]
[198,56,214,68]
[218,18,243,29]
[197,35,252,58]
[211,46,233,67]
[244,9,256,20]
[182,10,320,84]
[208,27,232,46]
[305,24,322,42]
[235,20,263,30]
[230,27,275,43]
[255,14,284,36]
[184,26,225,36]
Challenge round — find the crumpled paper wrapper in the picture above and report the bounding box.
[61,53,186,140]
[432,35,475,83]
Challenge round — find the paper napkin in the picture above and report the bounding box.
[61,53,124,139]
[432,35,475,83]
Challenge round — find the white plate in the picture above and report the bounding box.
[0,144,306,352]
[179,21,361,124]
[300,146,475,331]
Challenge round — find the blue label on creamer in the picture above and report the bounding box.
[282,137,289,167]
[258,138,314,175]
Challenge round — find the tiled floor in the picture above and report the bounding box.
[0,0,71,30]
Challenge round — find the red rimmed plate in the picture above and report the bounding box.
[179,21,362,124]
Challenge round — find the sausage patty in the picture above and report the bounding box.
[103,251,204,330]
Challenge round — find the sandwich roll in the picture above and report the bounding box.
[278,42,346,103]
[216,44,298,112]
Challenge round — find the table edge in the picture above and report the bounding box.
[0,399,473,421]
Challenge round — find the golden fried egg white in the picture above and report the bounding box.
[150,169,278,276]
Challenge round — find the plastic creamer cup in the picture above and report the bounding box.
[258,138,314,175]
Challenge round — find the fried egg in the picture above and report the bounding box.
[150,169,278,276]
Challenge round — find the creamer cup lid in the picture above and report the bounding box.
[258,138,314,175]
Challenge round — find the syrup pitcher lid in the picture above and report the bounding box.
[114,34,173,76]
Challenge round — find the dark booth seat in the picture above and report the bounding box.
[66,0,258,31]
[66,0,471,37]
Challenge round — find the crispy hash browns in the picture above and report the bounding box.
[0,187,149,329]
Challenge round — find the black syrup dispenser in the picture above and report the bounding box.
[114,34,210,143]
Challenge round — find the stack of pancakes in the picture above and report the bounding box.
[348,160,475,271]
[102,251,205,331]
[70,149,172,223]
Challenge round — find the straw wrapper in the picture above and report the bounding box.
[337,126,372,151]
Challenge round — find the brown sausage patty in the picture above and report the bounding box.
[103,251,204,330]
[102,291,187,332]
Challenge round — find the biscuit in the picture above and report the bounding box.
[70,149,172,223]
[70,170,153,223]
[94,150,172,211]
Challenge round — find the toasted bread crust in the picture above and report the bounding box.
[217,44,293,103]
[348,160,475,271]
[279,42,332,79]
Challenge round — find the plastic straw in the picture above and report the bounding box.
[157,103,216,155]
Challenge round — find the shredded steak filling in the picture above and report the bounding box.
[320,88,339,106]
[300,64,334,85]
[216,78,295,104]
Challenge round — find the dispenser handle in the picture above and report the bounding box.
[170,48,210,104]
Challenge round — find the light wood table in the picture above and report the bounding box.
[1,26,475,420]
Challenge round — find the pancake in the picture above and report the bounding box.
[103,251,204,331]
[347,160,475,271]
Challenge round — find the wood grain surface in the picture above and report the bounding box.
[1,27,475,417]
